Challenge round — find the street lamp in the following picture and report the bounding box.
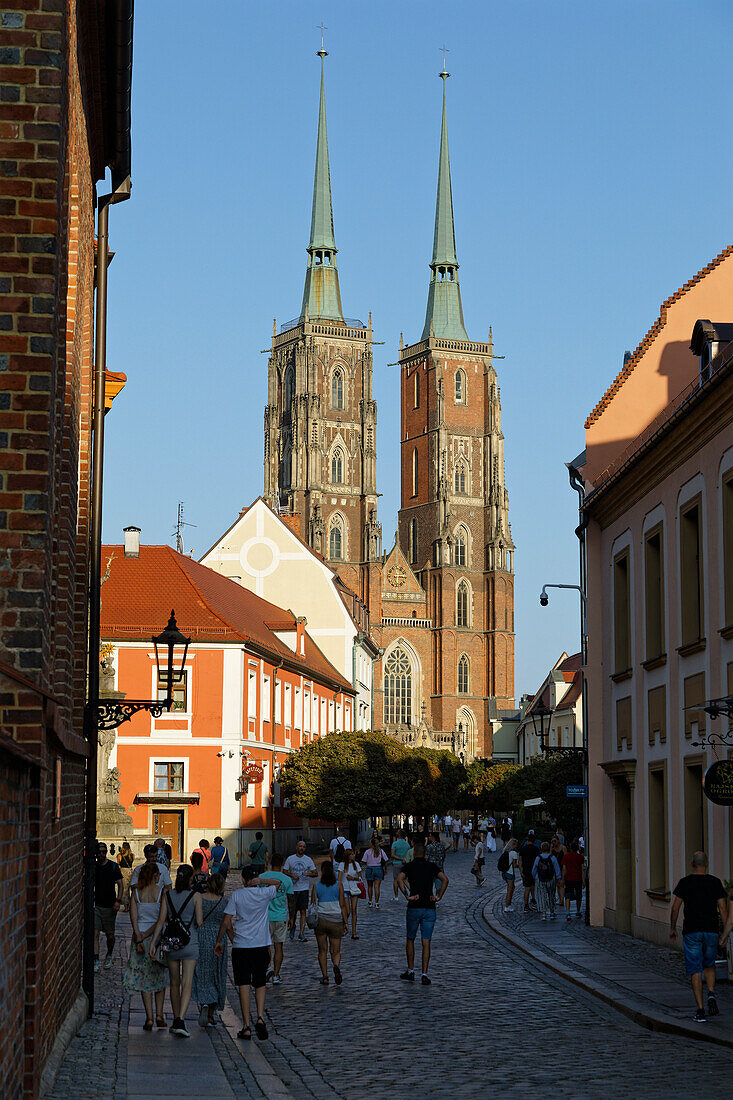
[529,699,553,757]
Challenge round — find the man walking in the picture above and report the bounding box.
[519,830,540,913]
[265,853,293,984]
[329,831,351,862]
[130,843,172,891]
[670,851,727,1021]
[562,840,585,920]
[283,840,318,941]
[94,842,123,972]
[390,830,411,900]
[396,842,449,985]
[215,867,283,1040]
[248,832,269,875]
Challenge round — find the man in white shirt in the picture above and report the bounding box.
[329,833,352,862]
[444,814,452,839]
[130,844,172,890]
[283,840,318,941]
[215,866,283,1040]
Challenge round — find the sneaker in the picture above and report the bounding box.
[549,913,556,921]
[93,960,100,974]
[400,969,415,981]
[375,903,380,909]
[421,974,432,985]
[708,995,720,1017]
[368,901,373,909]
[541,915,547,921]
[566,914,572,921]
[503,906,513,913]
[288,927,295,941]
[391,895,400,902]
[266,967,274,982]
[523,906,530,913]
[103,956,113,970]
[272,975,282,985]
[172,1018,190,1037]
[693,1008,706,1023]
[298,932,307,941]
[198,1004,209,1029]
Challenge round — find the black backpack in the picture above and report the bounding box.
[497,850,510,873]
[335,843,346,862]
[160,891,195,956]
[537,856,555,883]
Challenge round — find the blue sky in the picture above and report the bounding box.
[102,0,733,697]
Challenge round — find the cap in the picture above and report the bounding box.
[528,829,536,837]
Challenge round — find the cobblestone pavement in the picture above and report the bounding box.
[49,850,733,1099]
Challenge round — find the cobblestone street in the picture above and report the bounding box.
[49,850,733,1099]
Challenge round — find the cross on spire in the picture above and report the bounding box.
[317,21,327,57]
[439,42,450,78]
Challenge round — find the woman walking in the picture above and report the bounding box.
[311,860,349,984]
[151,863,203,1037]
[117,841,134,910]
[550,834,566,910]
[499,838,520,912]
[124,862,169,1030]
[532,841,562,921]
[192,872,227,1028]
[361,835,388,908]
[336,847,363,938]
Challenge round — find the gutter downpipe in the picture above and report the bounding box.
[568,462,590,926]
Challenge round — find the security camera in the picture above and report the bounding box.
[539,592,549,607]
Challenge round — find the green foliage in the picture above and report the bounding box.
[458,758,519,810]
[490,754,584,837]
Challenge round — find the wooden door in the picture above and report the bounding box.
[153,811,183,862]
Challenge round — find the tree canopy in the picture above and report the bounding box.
[490,754,584,837]
[458,758,519,810]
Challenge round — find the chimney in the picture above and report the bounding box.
[295,616,307,658]
[123,525,141,558]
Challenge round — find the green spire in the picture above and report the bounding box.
[300,46,344,323]
[422,67,468,342]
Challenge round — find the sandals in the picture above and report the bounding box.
[319,976,329,985]
[143,1020,154,1031]
[238,1025,252,1040]
[351,934,359,939]
[255,1017,268,1040]
[156,1015,166,1029]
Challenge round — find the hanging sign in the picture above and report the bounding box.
[566,784,589,798]
[244,762,265,785]
[703,760,733,806]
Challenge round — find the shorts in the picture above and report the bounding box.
[392,861,405,879]
[564,881,582,902]
[316,916,344,938]
[502,872,515,884]
[365,865,383,882]
[232,945,270,989]
[269,919,287,944]
[94,906,117,935]
[406,907,437,942]
[682,931,719,976]
[521,874,534,889]
[288,890,309,915]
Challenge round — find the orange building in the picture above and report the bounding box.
[100,529,354,862]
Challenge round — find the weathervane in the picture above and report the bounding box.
[439,42,450,79]
[317,21,327,58]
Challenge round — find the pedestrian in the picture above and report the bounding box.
[311,859,350,985]
[248,831,269,875]
[444,814,452,839]
[283,840,318,940]
[471,834,485,886]
[190,850,210,893]
[670,850,727,1021]
[497,837,520,911]
[154,836,170,869]
[555,825,566,847]
[451,817,461,852]
[485,824,497,853]
[94,842,123,972]
[532,841,561,920]
[192,872,227,1028]
[519,830,540,912]
[499,819,512,844]
[131,843,172,892]
[361,834,388,908]
[425,830,449,896]
[390,829,411,901]
[264,852,293,984]
[150,863,203,1038]
[124,861,169,1029]
[329,830,352,862]
[396,842,448,985]
[462,821,471,851]
[562,840,585,920]
[336,846,363,938]
[191,839,211,872]
[550,834,566,909]
[215,866,283,1040]
[117,841,134,910]
[209,836,230,879]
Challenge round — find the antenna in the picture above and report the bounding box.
[173,501,197,555]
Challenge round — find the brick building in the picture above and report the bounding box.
[0,2,133,1095]
[263,53,515,759]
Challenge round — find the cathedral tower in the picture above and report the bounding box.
[396,65,515,755]
[264,46,381,588]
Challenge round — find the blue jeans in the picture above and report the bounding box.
[406,907,437,941]
[682,931,718,975]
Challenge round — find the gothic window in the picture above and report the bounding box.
[284,365,294,408]
[455,369,466,404]
[331,368,344,409]
[457,580,470,627]
[280,440,292,489]
[454,459,467,495]
[329,514,344,560]
[409,518,418,565]
[331,448,343,484]
[455,525,468,567]
[414,371,420,408]
[458,655,469,694]
[412,448,419,497]
[384,646,412,726]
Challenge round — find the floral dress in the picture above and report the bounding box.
[122,885,169,994]
[192,896,227,1009]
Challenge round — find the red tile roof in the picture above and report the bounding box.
[100,544,353,693]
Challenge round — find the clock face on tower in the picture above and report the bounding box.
[388,565,407,589]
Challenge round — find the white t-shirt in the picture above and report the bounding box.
[130,862,172,888]
[444,816,452,827]
[336,861,362,895]
[452,820,461,834]
[225,885,278,948]
[283,853,317,892]
[462,824,471,835]
[329,836,352,860]
[508,850,519,871]
[474,841,484,860]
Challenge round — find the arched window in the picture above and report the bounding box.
[414,371,420,408]
[457,580,469,627]
[455,369,466,403]
[331,448,343,484]
[384,646,412,726]
[412,448,418,497]
[329,515,344,560]
[458,654,469,694]
[454,460,467,494]
[409,518,418,565]
[284,365,294,408]
[454,525,467,566]
[331,368,344,409]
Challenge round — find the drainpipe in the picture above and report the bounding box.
[270,659,282,852]
[568,462,590,926]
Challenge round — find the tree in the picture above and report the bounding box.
[490,754,584,837]
[410,747,467,817]
[459,758,519,812]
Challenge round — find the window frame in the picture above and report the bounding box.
[331,368,344,409]
[157,669,188,713]
[679,496,704,647]
[457,654,469,694]
[153,761,184,792]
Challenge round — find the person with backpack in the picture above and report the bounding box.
[519,831,540,913]
[532,841,562,920]
[150,863,203,1037]
[329,831,351,862]
[209,836,230,879]
[497,838,520,912]
[336,846,363,938]
[248,832,269,875]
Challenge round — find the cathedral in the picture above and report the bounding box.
[263,47,515,760]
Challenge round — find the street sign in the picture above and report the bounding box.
[703,760,733,806]
[566,784,588,798]
[244,762,264,784]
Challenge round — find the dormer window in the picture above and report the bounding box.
[689,318,733,383]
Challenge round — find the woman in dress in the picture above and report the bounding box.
[311,860,349,985]
[336,846,363,938]
[117,841,134,911]
[190,850,210,893]
[361,835,388,908]
[124,862,169,1030]
[192,872,227,1028]
[150,863,203,1038]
